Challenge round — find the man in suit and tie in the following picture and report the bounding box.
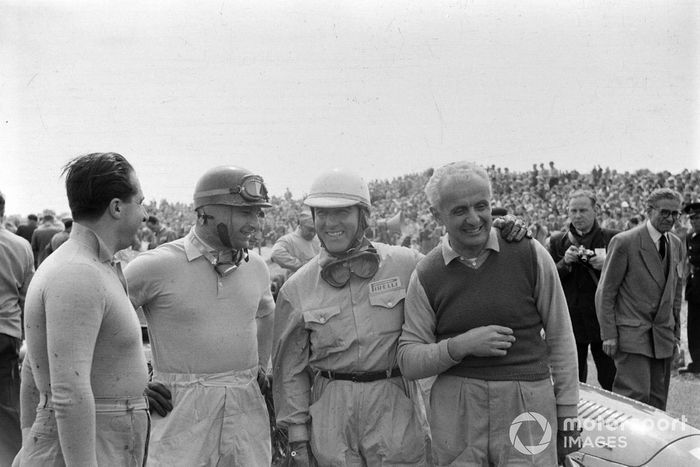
[595,188,685,410]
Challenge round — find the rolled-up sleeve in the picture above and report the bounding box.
[397,270,459,380]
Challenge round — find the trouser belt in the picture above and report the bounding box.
[319,367,401,382]
[39,393,149,412]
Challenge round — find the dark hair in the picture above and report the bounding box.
[28,214,38,221]
[0,191,5,217]
[62,152,137,221]
[147,215,159,224]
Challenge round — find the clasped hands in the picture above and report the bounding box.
[447,325,516,360]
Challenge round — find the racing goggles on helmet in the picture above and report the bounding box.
[230,174,269,203]
[320,245,380,288]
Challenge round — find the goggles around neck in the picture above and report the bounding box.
[320,242,380,288]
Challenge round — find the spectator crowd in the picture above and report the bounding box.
[6,164,700,256]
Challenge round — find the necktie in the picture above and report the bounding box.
[659,235,667,259]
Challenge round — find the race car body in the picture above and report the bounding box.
[565,383,700,466]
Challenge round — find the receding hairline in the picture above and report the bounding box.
[425,161,491,208]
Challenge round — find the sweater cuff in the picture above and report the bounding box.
[441,338,462,365]
[287,424,309,443]
[556,404,579,419]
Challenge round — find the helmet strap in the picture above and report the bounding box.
[216,222,233,248]
[190,228,248,277]
[193,207,250,276]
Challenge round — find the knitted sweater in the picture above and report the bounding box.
[416,237,550,380]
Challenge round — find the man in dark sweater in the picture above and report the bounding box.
[547,190,618,390]
[398,161,580,466]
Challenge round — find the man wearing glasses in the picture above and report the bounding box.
[596,188,685,410]
[125,166,275,466]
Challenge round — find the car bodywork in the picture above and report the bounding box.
[565,383,700,466]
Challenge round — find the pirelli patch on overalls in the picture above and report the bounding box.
[369,277,402,294]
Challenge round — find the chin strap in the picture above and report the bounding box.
[191,230,248,277]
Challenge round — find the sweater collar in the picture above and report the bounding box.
[440,228,500,266]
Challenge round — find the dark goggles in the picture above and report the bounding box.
[320,248,380,288]
[231,175,269,203]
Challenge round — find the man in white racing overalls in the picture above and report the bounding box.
[273,168,430,466]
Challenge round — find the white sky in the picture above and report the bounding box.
[1,0,699,217]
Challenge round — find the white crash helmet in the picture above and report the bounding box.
[304,168,371,209]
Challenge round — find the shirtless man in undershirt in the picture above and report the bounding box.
[19,152,150,466]
[125,165,275,466]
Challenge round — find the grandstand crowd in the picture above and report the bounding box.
[6,163,700,257]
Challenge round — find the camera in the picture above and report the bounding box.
[577,246,596,263]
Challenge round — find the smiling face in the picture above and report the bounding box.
[431,175,492,258]
[200,204,262,250]
[314,205,360,254]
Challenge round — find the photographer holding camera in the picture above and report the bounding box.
[548,190,619,390]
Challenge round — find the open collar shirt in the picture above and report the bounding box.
[398,229,579,418]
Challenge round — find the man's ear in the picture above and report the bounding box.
[108,198,122,219]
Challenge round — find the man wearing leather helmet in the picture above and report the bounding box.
[272,168,528,466]
[125,166,275,466]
